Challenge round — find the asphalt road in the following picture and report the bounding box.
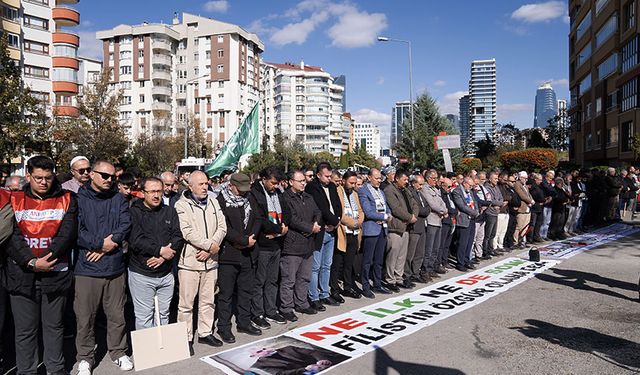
[6,232,640,375]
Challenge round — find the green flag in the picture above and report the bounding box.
[205,103,260,178]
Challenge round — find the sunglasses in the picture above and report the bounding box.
[94,171,116,180]
[74,168,91,175]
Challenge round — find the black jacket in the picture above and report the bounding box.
[529,183,545,213]
[440,188,458,226]
[551,187,570,213]
[541,180,556,207]
[249,181,291,251]
[408,187,430,234]
[305,179,342,248]
[75,183,131,278]
[216,193,262,265]
[128,199,184,277]
[604,175,623,197]
[282,189,321,256]
[3,181,78,294]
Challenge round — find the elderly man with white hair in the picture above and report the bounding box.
[160,171,180,208]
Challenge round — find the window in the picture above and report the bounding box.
[596,130,602,146]
[595,13,618,49]
[586,134,593,150]
[194,53,199,61]
[579,74,592,94]
[624,1,636,31]
[205,50,210,59]
[121,36,132,44]
[119,50,131,60]
[109,53,114,61]
[595,0,610,15]
[577,43,592,67]
[194,67,199,75]
[217,35,224,43]
[577,12,592,40]
[606,90,619,111]
[218,93,224,99]
[31,91,50,103]
[193,38,199,46]
[2,6,19,21]
[26,40,49,55]
[607,126,618,146]
[596,97,602,115]
[218,81,224,88]
[138,50,144,58]
[622,36,639,72]
[122,96,132,105]
[217,64,223,73]
[622,77,638,112]
[139,94,145,103]
[584,102,592,121]
[217,49,224,58]
[121,81,131,89]
[120,111,131,120]
[597,53,618,80]
[24,65,49,78]
[178,55,185,64]
[621,121,634,151]
[4,32,19,48]
[120,66,132,75]
[52,68,77,82]
[24,14,48,30]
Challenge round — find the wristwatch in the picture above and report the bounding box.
[27,258,37,270]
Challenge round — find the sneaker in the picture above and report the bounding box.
[76,360,92,375]
[114,355,133,371]
[281,311,298,322]
[265,312,287,325]
[237,325,262,336]
[251,315,271,330]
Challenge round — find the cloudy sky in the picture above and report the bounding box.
[76,0,570,148]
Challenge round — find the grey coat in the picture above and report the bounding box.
[451,185,479,228]
[422,184,447,227]
[482,182,505,217]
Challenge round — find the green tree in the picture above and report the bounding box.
[546,115,569,151]
[473,134,496,163]
[394,93,462,169]
[528,129,551,148]
[52,68,129,168]
[0,35,49,162]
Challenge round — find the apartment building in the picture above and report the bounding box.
[261,60,346,157]
[568,0,638,166]
[468,59,497,144]
[352,122,381,158]
[96,12,263,149]
[1,0,81,117]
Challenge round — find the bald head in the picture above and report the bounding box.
[188,170,209,199]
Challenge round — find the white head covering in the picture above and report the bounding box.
[69,156,89,168]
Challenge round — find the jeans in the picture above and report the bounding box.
[309,231,335,301]
[540,207,552,238]
[361,231,387,291]
[128,270,174,330]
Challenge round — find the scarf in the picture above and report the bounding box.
[221,184,251,228]
[261,181,282,224]
[342,188,359,234]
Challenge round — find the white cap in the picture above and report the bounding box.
[69,156,89,168]
[519,171,528,178]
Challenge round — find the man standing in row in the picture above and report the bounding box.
[63,156,91,194]
[404,174,429,285]
[422,170,448,279]
[74,161,133,374]
[175,171,226,348]
[4,156,77,375]
[452,177,479,271]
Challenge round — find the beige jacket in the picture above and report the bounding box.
[336,186,364,252]
[175,191,227,271]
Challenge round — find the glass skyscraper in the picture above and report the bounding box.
[533,83,558,128]
[469,59,497,144]
[459,94,471,146]
[391,101,411,147]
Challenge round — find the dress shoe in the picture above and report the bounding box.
[310,300,326,311]
[455,265,467,272]
[397,280,413,289]
[281,311,298,322]
[466,264,476,270]
[362,289,375,298]
[444,263,454,269]
[251,315,271,330]
[295,306,318,315]
[188,341,195,356]
[218,331,236,344]
[353,285,363,295]
[320,296,340,306]
[384,282,400,292]
[418,274,432,283]
[198,334,223,347]
[411,275,428,284]
[428,271,441,278]
[341,288,361,299]
[480,255,491,260]
[472,258,480,264]
[435,267,447,274]
[237,325,262,336]
[372,286,392,294]
[331,293,345,304]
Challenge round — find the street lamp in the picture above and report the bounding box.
[184,73,209,158]
[377,36,415,165]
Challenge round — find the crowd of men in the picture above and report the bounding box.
[0,155,635,375]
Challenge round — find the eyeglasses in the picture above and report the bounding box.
[74,168,91,175]
[291,179,306,183]
[143,189,163,195]
[508,180,516,183]
[94,171,116,180]
[31,175,54,183]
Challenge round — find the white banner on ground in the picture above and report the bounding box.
[521,223,639,260]
[201,258,558,374]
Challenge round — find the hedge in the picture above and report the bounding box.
[499,148,558,172]
[459,157,482,173]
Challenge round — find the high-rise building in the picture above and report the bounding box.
[391,100,410,147]
[468,59,497,144]
[445,114,459,128]
[261,61,345,157]
[352,122,381,158]
[2,0,82,117]
[534,82,558,128]
[334,74,346,111]
[96,12,263,150]
[568,0,638,166]
[459,94,471,146]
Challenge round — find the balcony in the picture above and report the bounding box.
[52,31,79,46]
[152,39,172,51]
[53,105,79,117]
[151,70,171,81]
[52,81,79,93]
[153,86,172,96]
[52,56,79,70]
[52,7,80,27]
[152,54,172,66]
[152,102,171,111]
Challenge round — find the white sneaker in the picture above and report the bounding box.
[76,360,92,375]
[114,355,134,371]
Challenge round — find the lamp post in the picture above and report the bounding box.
[184,74,209,158]
[377,36,415,165]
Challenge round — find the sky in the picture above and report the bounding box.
[74,0,570,148]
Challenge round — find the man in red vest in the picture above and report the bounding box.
[3,155,78,375]
[0,188,13,374]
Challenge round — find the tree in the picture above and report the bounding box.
[51,68,129,168]
[528,129,551,148]
[473,134,496,163]
[546,115,569,151]
[0,35,49,162]
[394,93,462,169]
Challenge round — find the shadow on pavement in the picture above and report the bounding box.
[511,319,640,372]
[373,346,465,375]
[534,268,638,302]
